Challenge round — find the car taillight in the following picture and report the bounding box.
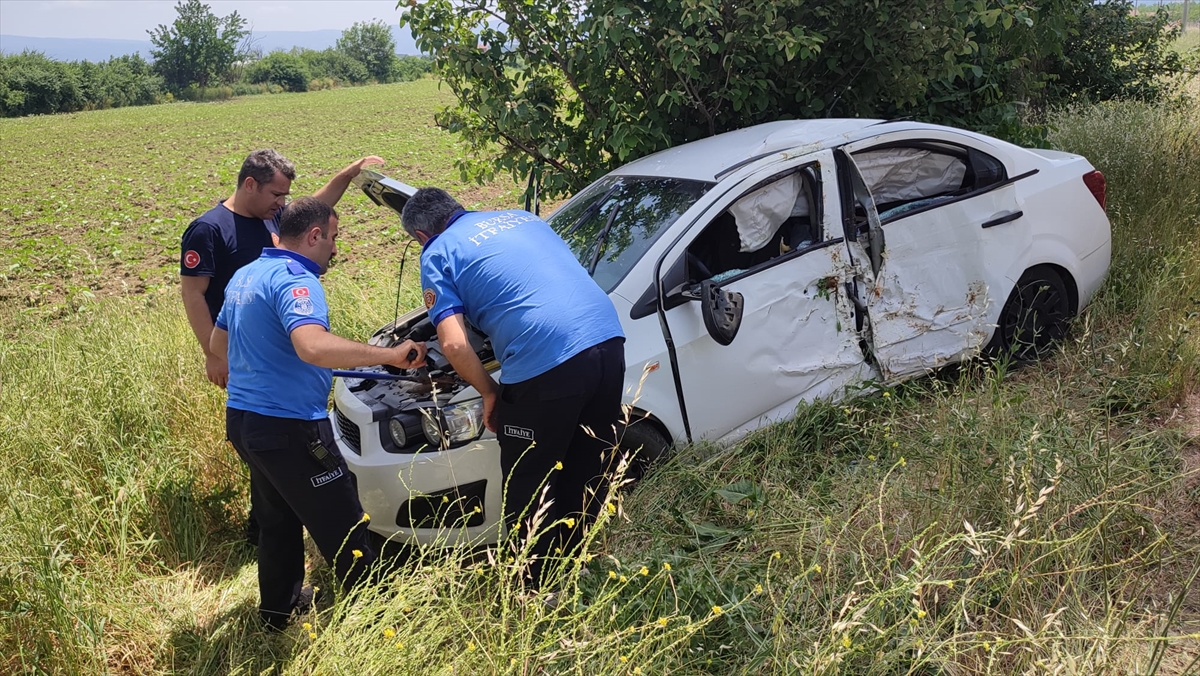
[1083,170,1106,212]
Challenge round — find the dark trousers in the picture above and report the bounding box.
[497,337,625,586]
[225,408,376,625]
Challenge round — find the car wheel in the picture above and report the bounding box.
[615,418,671,484]
[989,266,1072,360]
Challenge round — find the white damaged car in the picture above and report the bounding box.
[333,119,1111,546]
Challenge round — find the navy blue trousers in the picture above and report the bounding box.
[226,408,376,625]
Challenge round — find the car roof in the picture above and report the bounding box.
[609,118,887,182]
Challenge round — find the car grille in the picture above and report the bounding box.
[334,407,361,454]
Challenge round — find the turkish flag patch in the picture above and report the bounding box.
[183,250,200,269]
[292,287,310,298]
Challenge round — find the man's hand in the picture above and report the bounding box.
[388,340,427,369]
[314,155,386,207]
[481,389,498,433]
[342,155,385,178]
[205,352,229,389]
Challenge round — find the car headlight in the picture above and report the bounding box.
[388,414,423,449]
[420,399,485,449]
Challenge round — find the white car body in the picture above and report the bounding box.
[333,119,1111,546]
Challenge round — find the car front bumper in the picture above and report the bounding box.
[331,378,504,546]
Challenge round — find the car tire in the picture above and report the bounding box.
[615,417,672,484]
[988,265,1073,360]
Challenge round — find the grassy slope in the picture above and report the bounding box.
[1,79,1198,674]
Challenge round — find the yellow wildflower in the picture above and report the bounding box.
[396,641,404,649]
[899,457,907,467]
[606,502,617,515]
[565,517,576,528]
[883,391,891,398]
[813,563,823,573]
[892,441,899,448]
[352,549,363,559]
[868,454,876,461]
[308,632,317,640]
[639,566,649,576]
[473,505,481,513]
[620,655,629,663]
[917,610,927,619]
[656,617,669,627]
[467,641,476,651]
[746,508,755,517]
[619,574,628,583]
[609,570,618,580]
[842,635,852,649]
[302,622,312,631]
[663,561,672,571]
[947,580,955,589]
[442,495,450,503]
[754,583,764,594]
[711,605,724,616]
[554,461,563,470]
[384,628,396,638]
[634,668,643,675]
[843,408,851,414]
[770,551,781,560]
[361,512,371,522]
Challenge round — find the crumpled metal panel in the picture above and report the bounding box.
[672,245,867,440]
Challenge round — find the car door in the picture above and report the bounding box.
[837,135,1030,381]
[659,151,870,442]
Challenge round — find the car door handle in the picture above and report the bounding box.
[982,210,1024,228]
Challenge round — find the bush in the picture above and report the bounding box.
[0,51,84,117]
[298,48,371,85]
[390,55,432,83]
[244,51,311,92]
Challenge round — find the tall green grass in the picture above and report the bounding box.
[1,97,1198,674]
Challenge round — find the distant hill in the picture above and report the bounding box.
[0,26,421,62]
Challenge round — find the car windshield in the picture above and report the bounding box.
[547,176,711,292]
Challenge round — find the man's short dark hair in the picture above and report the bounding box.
[278,197,337,241]
[237,149,296,190]
[401,187,463,240]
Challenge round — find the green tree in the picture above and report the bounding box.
[336,20,397,82]
[148,0,248,91]
[245,51,311,92]
[402,0,1185,198]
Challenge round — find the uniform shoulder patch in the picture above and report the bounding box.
[292,287,310,298]
[183,250,200,269]
[294,297,315,315]
[423,288,436,309]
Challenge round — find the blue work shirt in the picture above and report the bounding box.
[180,202,280,321]
[420,210,624,384]
[216,248,332,420]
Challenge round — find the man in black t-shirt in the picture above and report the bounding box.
[180,149,383,388]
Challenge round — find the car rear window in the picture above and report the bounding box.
[548,176,711,292]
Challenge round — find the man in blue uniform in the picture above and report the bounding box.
[210,197,426,630]
[400,188,625,587]
[181,149,382,546]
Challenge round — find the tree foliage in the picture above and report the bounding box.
[148,0,248,91]
[245,51,311,92]
[336,20,398,82]
[0,51,163,117]
[402,0,1186,198]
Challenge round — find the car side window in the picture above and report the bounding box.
[851,142,1008,223]
[686,164,825,283]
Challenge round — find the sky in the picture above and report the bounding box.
[0,0,406,39]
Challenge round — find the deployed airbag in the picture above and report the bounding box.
[730,173,803,253]
[853,148,966,204]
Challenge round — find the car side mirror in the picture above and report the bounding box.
[700,279,744,346]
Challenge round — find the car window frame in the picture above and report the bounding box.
[682,161,842,288]
[849,139,1016,226]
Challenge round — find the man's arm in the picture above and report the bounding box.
[181,275,228,388]
[312,156,385,207]
[210,326,228,361]
[435,314,500,432]
[290,324,427,370]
